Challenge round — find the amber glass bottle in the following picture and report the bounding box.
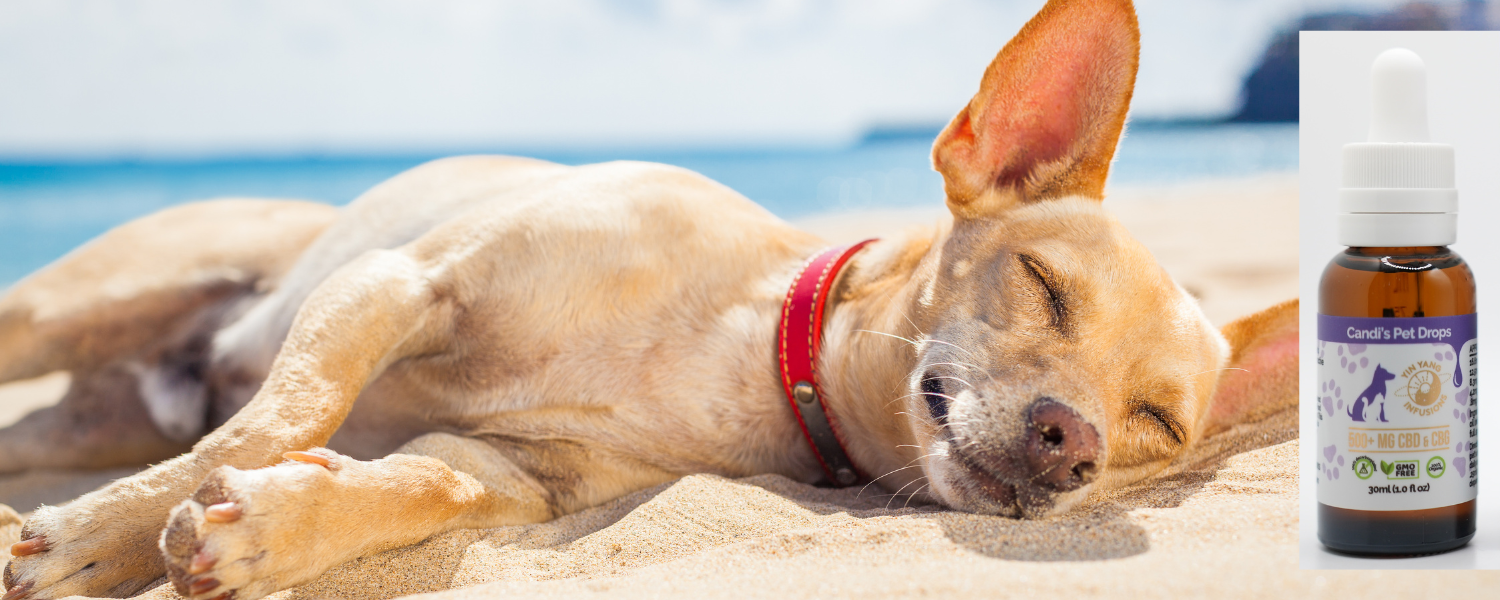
[1317,48,1477,556]
[1318,247,1477,555]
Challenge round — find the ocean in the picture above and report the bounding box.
[0,122,1295,288]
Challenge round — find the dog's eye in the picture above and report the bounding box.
[1133,404,1184,446]
[1017,254,1067,332]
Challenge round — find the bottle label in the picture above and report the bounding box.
[1317,314,1478,510]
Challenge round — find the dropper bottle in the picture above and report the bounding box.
[1318,48,1477,556]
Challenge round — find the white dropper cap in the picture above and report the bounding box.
[1339,48,1457,247]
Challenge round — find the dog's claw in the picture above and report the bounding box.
[1,581,32,600]
[7,537,46,557]
[189,577,220,596]
[282,451,330,467]
[189,549,218,575]
[204,502,242,523]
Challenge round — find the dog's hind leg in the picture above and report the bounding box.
[206,156,569,422]
[4,248,457,599]
[0,201,337,475]
[0,366,191,474]
[157,434,558,599]
[0,200,335,386]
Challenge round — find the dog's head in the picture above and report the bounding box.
[885,0,1297,517]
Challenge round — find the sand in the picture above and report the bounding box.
[9,173,1493,597]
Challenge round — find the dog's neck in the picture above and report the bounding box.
[811,224,946,489]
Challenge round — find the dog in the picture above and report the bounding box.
[0,1,1298,598]
[1347,364,1394,423]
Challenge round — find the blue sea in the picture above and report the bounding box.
[0,122,1295,288]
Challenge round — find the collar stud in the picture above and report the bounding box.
[793,382,817,405]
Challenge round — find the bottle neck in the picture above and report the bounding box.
[1345,246,1448,255]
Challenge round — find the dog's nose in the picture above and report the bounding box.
[1023,397,1101,491]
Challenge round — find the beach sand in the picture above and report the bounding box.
[7,173,1490,597]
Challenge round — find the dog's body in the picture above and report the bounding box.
[0,1,1298,599]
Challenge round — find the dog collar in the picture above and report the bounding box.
[778,238,877,487]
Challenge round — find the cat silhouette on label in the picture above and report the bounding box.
[1348,364,1395,423]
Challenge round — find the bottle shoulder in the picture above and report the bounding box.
[1320,247,1475,317]
[1325,246,1468,273]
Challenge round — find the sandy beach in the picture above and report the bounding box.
[5,173,1489,597]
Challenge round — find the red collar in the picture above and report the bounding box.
[777,239,877,487]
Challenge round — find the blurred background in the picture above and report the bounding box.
[0,0,1479,286]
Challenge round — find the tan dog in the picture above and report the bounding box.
[0,0,1297,598]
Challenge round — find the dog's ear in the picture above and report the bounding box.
[931,0,1139,219]
[1200,299,1299,437]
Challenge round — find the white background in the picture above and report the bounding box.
[1300,31,1500,569]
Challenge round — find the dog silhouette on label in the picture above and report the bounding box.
[1347,364,1395,423]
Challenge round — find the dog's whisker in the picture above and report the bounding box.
[904,357,982,382]
[857,464,923,496]
[1184,366,1251,379]
[901,479,929,510]
[856,453,941,498]
[903,482,931,510]
[919,338,982,361]
[927,375,976,390]
[854,329,922,348]
[897,390,961,403]
[921,361,986,373]
[900,312,928,338]
[884,392,931,408]
[891,312,986,365]
[886,475,929,510]
[905,374,976,390]
[861,452,944,500]
[894,410,967,430]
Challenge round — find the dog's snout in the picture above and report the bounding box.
[921,374,949,425]
[1024,397,1101,492]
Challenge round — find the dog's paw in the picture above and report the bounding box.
[0,505,20,590]
[162,448,351,600]
[2,496,165,600]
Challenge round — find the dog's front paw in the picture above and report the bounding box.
[162,449,351,600]
[2,497,166,599]
[0,505,20,589]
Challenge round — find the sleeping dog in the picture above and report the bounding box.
[0,0,1297,598]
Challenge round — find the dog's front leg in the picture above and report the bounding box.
[157,433,555,600]
[4,250,452,599]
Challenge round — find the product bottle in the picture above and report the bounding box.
[1318,48,1477,556]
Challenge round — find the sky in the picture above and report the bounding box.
[0,0,1409,159]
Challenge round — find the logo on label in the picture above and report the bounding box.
[1397,360,1448,416]
[1347,364,1395,422]
[1351,456,1377,480]
[1427,456,1446,478]
[1385,460,1419,479]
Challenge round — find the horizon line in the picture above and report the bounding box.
[0,117,1296,168]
